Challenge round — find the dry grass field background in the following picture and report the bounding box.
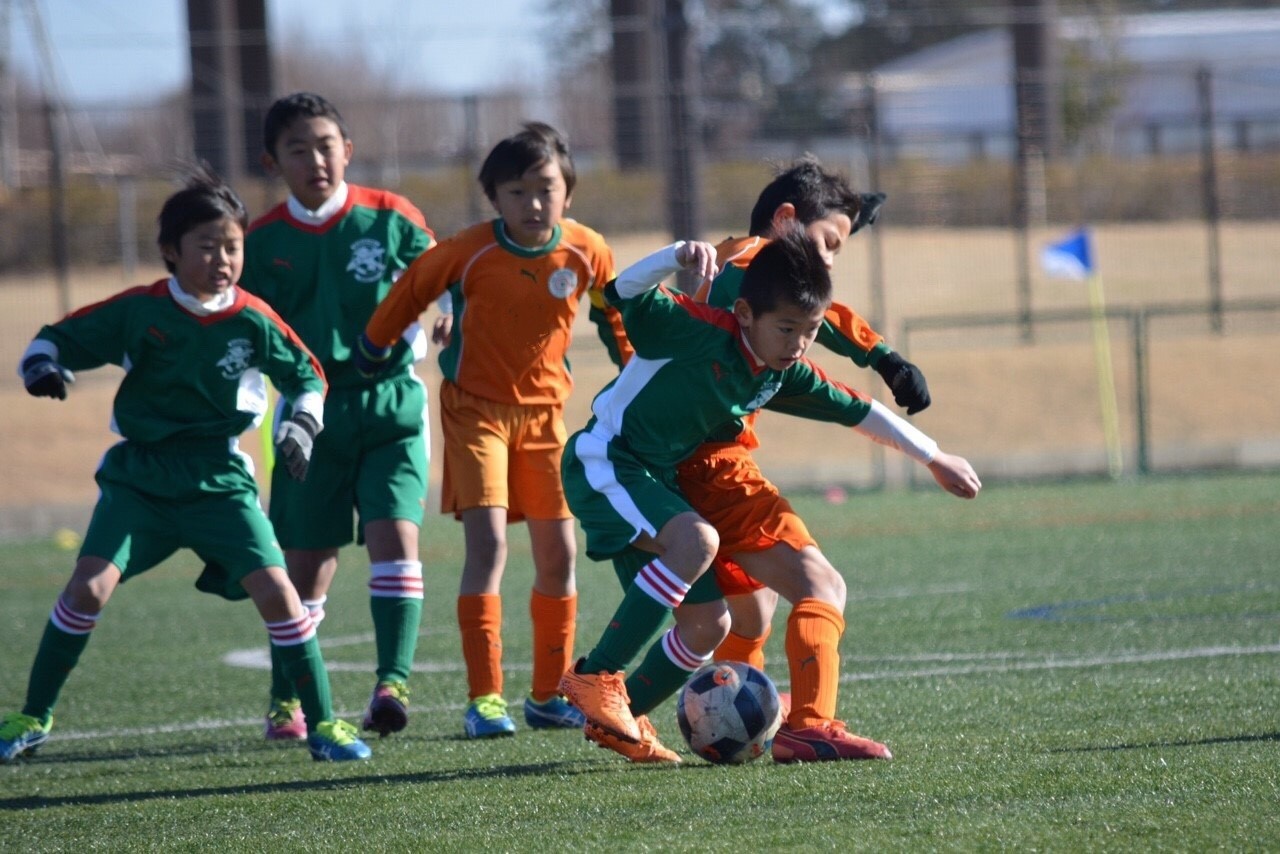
[0,221,1276,535]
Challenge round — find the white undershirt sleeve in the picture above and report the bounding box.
[614,242,687,299]
[853,399,939,464]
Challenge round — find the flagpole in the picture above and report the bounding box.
[1086,272,1124,479]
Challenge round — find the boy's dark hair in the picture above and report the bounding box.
[748,155,885,237]
[157,164,248,273]
[262,91,349,156]
[738,222,832,316]
[478,121,576,200]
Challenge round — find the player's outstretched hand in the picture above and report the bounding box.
[275,412,320,483]
[22,355,74,400]
[352,333,393,379]
[676,241,718,291]
[927,451,981,499]
[875,351,931,415]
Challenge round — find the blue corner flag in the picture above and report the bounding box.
[1041,228,1094,280]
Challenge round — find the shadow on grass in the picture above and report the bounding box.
[0,758,611,811]
[1051,731,1280,753]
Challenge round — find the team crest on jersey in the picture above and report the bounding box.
[217,338,254,379]
[744,381,782,413]
[547,268,577,299]
[348,238,387,283]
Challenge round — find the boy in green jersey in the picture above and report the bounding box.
[0,168,370,763]
[242,93,436,740]
[558,229,981,762]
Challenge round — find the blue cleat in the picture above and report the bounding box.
[307,719,372,761]
[523,693,587,730]
[463,693,517,739]
[0,712,51,763]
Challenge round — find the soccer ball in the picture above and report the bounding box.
[676,661,782,765]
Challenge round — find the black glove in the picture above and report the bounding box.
[275,411,320,483]
[874,351,931,415]
[352,333,392,379]
[22,355,74,400]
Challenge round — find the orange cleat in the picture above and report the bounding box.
[584,714,681,764]
[771,719,892,763]
[558,659,641,743]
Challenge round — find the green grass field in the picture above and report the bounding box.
[2,473,1278,851]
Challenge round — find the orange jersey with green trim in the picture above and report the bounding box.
[365,218,632,406]
[696,235,886,449]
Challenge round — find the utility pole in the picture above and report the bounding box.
[187,0,272,180]
[610,0,658,170]
[661,0,702,244]
[1010,0,1059,342]
[0,0,17,192]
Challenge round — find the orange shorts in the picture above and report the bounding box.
[675,442,816,597]
[438,381,571,522]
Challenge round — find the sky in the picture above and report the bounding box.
[12,0,858,105]
[10,0,555,103]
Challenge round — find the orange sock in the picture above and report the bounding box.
[714,625,770,670]
[457,593,503,700]
[785,598,845,728]
[529,590,576,702]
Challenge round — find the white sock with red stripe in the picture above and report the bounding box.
[50,597,100,635]
[661,627,712,672]
[369,561,424,600]
[264,613,316,647]
[634,559,690,608]
[369,560,424,684]
[302,596,327,626]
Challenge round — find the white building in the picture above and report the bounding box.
[839,8,1280,161]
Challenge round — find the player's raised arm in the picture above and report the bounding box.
[612,240,718,299]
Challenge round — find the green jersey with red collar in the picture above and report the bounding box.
[581,244,874,471]
[243,183,434,390]
[26,278,325,444]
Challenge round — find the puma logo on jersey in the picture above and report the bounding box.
[520,269,538,285]
[272,257,293,271]
[146,325,166,344]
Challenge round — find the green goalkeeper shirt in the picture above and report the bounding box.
[242,183,434,390]
[581,244,874,471]
[28,278,326,444]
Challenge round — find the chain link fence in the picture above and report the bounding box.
[0,47,1276,516]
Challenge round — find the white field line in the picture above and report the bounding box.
[840,643,1280,682]
[47,640,1280,743]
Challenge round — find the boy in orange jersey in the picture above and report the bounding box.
[626,157,936,762]
[356,122,632,738]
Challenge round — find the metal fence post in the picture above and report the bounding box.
[1131,310,1150,475]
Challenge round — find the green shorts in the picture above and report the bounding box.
[269,375,428,550]
[81,438,284,598]
[564,429,722,604]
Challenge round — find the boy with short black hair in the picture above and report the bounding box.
[677,159,929,743]
[358,121,632,739]
[242,91,435,740]
[1,167,370,763]
[557,228,981,763]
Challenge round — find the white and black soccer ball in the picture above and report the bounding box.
[676,660,782,765]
